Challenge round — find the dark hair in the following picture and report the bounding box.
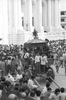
[30,90,35,97]
[31,75,35,80]
[19,78,23,83]
[8,57,11,60]
[36,90,41,97]
[4,81,11,87]
[55,88,61,95]
[0,84,4,90]
[47,87,52,91]
[46,82,50,88]
[25,90,29,96]
[23,80,28,84]
[19,88,23,92]
[32,88,37,93]
[1,77,5,82]
[15,84,20,87]
[60,87,65,93]
[14,86,19,91]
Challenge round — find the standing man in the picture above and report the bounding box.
[63,50,66,75]
[35,53,41,74]
[40,54,48,73]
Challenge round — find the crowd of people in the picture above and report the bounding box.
[50,39,66,75]
[0,39,65,100]
[0,74,66,100]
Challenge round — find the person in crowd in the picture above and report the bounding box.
[8,93,18,100]
[0,84,8,100]
[6,73,15,85]
[0,84,4,99]
[15,55,23,74]
[63,51,66,75]
[5,57,11,74]
[64,60,66,75]
[49,88,58,100]
[16,71,23,81]
[58,87,66,100]
[0,58,6,77]
[24,50,30,69]
[24,50,29,59]
[35,53,41,74]
[41,87,52,100]
[53,52,58,65]
[41,82,50,97]
[59,53,63,68]
[28,75,38,90]
[11,58,17,74]
[62,51,66,67]
[26,90,36,100]
[54,88,60,99]
[55,57,60,73]
[35,89,41,100]
[40,53,48,73]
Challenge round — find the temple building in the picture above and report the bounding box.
[0,0,66,44]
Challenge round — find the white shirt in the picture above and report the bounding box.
[0,90,2,98]
[8,94,17,100]
[6,73,15,85]
[41,86,47,96]
[63,53,66,60]
[49,93,57,100]
[41,56,47,65]
[35,55,40,63]
[36,97,40,100]
[58,92,66,100]
[24,52,29,58]
[28,79,37,89]
[16,74,22,80]
[7,60,11,65]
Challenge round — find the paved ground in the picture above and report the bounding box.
[50,65,66,90]
[36,65,66,91]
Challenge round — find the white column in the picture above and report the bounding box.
[51,0,55,26]
[21,0,26,4]
[48,0,52,31]
[0,0,3,39]
[37,0,42,32]
[24,0,27,30]
[2,0,9,44]
[27,0,32,32]
[58,0,61,27]
[44,1,47,27]
[43,0,47,32]
[37,0,43,32]
[14,0,18,33]
[33,2,37,30]
[17,0,22,29]
[55,0,59,28]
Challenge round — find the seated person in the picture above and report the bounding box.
[28,76,38,90]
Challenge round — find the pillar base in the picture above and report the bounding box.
[37,26,44,33]
[53,26,62,31]
[47,26,53,32]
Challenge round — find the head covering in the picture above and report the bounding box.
[20,92,26,98]
[8,94,17,100]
